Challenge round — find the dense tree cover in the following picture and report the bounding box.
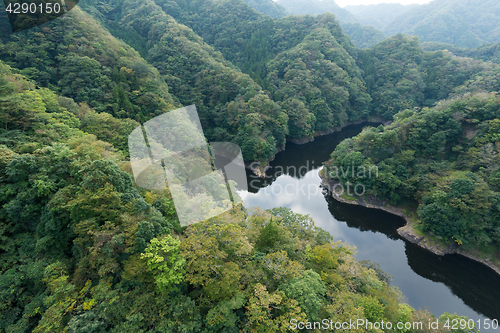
[266,27,371,137]
[3,0,500,168]
[358,34,500,118]
[384,0,500,48]
[92,0,290,163]
[146,0,359,83]
[423,42,500,65]
[0,0,372,165]
[141,0,500,139]
[0,8,179,123]
[242,0,288,19]
[139,0,283,82]
[1,0,496,328]
[0,0,291,164]
[276,0,357,23]
[120,0,375,139]
[1,64,461,331]
[200,0,378,54]
[80,0,376,160]
[0,62,82,144]
[341,23,385,49]
[324,92,500,248]
[0,60,174,331]
[345,3,419,31]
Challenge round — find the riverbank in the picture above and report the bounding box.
[247,116,388,177]
[321,177,500,276]
[288,116,388,145]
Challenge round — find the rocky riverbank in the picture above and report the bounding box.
[321,177,500,276]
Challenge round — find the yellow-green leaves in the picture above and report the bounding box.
[245,283,307,333]
[141,235,185,293]
[261,250,303,281]
[181,221,253,301]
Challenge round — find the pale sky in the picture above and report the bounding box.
[336,0,432,7]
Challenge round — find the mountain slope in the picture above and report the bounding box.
[86,0,372,142]
[81,0,292,164]
[345,3,419,30]
[0,62,431,332]
[276,0,357,23]
[0,62,442,330]
[156,0,371,138]
[0,7,179,123]
[341,23,385,49]
[148,0,359,81]
[324,92,500,250]
[384,0,500,48]
[242,0,288,18]
[359,34,500,118]
[266,27,372,137]
[423,41,500,65]
[275,0,387,48]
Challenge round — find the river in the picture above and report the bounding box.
[240,122,500,327]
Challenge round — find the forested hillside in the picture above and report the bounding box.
[242,0,288,18]
[93,0,290,163]
[332,37,500,251]
[0,7,179,123]
[359,34,500,118]
[0,61,462,331]
[345,3,418,31]
[3,0,500,166]
[384,0,500,48]
[341,23,385,49]
[83,0,375,150]
[2,0,500,330]
[265,27,371,136]
[324,92,500,250]
[275,0,387,48]
[423,42,500,65]
[276,0,356,23]
[1,1,291,165]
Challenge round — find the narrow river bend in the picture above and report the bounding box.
[240,122,500,326]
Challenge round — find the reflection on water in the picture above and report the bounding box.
[405,244,500,320]
[323,193,403,240]
[242,122,500,325]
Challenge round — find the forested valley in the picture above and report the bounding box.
[1,0,500,331]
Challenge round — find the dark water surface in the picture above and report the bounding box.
[241,122,500,326]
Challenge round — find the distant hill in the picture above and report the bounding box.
[275,0,500,49]
[276,0,357,23]
[242,0,288,18]
[342,23,385,49]
[384,0,500,48]
[2,0,500,331]
[274,0,385,48]
[345,3,419,30]
[423,42,500,64]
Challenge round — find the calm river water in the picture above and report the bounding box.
[240,122,500,326]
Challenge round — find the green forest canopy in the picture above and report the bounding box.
[1,0,500,330]
[1,60,465,331]
[324,92,500,248]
